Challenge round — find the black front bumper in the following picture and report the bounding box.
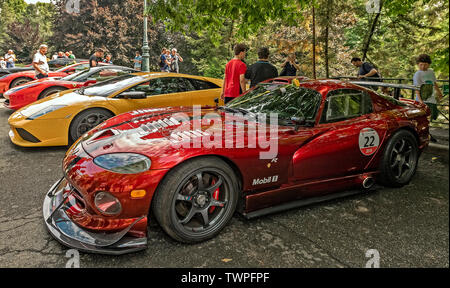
[43,178,148,255]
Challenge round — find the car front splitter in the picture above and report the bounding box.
[43,178,147,255]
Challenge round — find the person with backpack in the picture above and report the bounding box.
[413,54,443,143]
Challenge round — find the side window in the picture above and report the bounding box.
[75,63,89,71]
[188,78,220,90]
[180,78,197,91]
[95,69,133,82]
[152,77,192,94]
[124,77,192,97]
[321,89,373,123]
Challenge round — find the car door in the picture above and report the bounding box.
[185,78,222,106]
[109,76,193,113]
[292,88,387,181]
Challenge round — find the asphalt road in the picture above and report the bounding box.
[0,101,448,268]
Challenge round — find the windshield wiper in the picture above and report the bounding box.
[218,106,250,115]
[280,117,315,129]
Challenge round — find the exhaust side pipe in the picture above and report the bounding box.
[362,177,375,189]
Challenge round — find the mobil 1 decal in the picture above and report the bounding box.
[358,127,380,156]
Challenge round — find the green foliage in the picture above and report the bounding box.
[0,0,56,61]
[147,0,312,44]
[0,0,447,83]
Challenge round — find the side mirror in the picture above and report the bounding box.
[84,78,97,86]
[120,91,146,99]
[420,83,433,102]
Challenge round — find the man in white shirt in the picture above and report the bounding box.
[33,44,50,79]
[4,50,16,68]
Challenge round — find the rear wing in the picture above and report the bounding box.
[348,81,433,104]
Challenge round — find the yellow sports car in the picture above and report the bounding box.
[8,72,223,147]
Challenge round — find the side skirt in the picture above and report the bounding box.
[241,186,379,219]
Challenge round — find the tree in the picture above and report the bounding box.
[51,0,156,66]
[0,0,55,61]
[147,0,312,43]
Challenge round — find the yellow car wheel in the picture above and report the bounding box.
[69,108,114,143]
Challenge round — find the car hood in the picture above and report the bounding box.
[18,90,103,118]
[79,107,313,162]
[5,77,65,93]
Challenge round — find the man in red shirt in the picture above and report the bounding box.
[221,43,248,104]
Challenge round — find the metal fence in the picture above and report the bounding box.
[332,77,449,127]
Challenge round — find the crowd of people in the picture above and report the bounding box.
[221,44,444,114]
[159,48,184,73]
[51,51,76,60]
[3,44,444,114]
[221,44,303,104]
[0,50,17,68]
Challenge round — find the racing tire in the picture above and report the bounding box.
[38,87,67,100]
[69,108,114,143]
[10,77,33,88]
[379,130,419,187]
[152,157,239,243]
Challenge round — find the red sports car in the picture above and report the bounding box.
[0,61,109,96]
[43,79,431,254]
[3,65,138,110]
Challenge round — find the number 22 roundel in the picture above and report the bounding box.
[358,128,380,156]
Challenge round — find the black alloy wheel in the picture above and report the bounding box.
[153,157,239,243]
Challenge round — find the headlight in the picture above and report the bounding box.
[26,105,66,120]
[93,153,151,174]
[94,191,122,215]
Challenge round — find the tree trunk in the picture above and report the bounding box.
[324,0,332,78]
[312,6,316,79]
[362,0,383,61]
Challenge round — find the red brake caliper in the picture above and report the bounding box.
[209,179,220,213]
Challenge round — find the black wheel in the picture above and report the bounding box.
[69,108,113,142]
[152,157,239,243]
[379,130,419,187]
[10,77,32,88]
[38,87,66,100]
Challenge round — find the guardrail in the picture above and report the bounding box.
[332,77,449,127]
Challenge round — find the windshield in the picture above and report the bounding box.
[61,69,87,81]
[78,74,145,97]
[228,84,322,121]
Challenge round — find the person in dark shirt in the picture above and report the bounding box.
[89,48,104,67]
[245,47,278,88]
[351,57,381,81]
[280,53,300,76]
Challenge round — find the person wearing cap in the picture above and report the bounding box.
[4,50,16,68]
[170,48,183,73]
[33,44,50,79]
